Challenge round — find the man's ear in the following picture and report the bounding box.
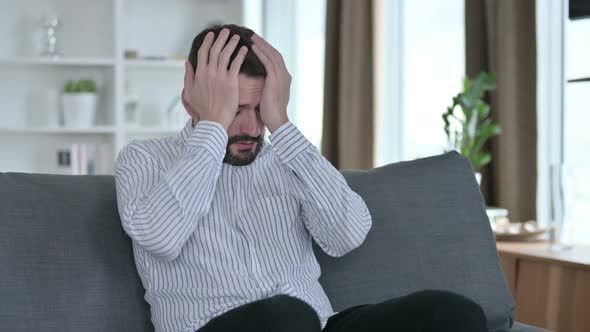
[181,88,199,120]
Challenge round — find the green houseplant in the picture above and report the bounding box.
[442,72,501,183]
[61,79,98,127]
[64,79,97,94]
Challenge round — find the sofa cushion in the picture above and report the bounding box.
[314,152,515,332]
[0,173,152,332]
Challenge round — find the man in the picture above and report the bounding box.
[115,24,487,332]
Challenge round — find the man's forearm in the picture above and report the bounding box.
[269,122,372,257]
[115,121,227,261]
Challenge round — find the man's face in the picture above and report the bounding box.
[223,74,266,166]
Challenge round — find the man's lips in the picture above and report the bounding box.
[234,141,256,150]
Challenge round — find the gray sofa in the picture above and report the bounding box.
[0,151,549,332]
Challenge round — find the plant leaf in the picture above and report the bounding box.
[471,152,492,170]
[475,102,490,119]
[472,123,501,155]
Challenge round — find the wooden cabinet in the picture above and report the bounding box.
[497,242,590,332]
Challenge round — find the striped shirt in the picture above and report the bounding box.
[114,119,372,332]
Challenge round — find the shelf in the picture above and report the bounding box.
[567,77,590,83]
[124,59,186,69]
[125,126,181,134]
[0,126,116,134]
[0,56,116,67]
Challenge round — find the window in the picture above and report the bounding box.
[538,0,590,244]
[254,0,326,148]
[562,11,590,244]
[258,0,466,159]
[375,0,465,166]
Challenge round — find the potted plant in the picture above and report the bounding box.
[442,72,501,185]
[61,79,98,127]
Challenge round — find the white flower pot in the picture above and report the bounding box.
[61,93,97,127]
[475,172,482,186]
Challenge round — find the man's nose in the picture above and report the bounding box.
[239,110,260,137]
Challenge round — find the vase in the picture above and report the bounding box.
[61,93,97,127]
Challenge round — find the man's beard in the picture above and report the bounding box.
[223,134,264,166]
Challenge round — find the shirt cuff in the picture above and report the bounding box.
[187,120,228,161]
[269,121,313,164]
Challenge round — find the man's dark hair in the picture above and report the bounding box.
[188,24,266,77]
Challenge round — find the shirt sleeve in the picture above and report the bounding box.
[269,122,372,257]
[114,121,227,261]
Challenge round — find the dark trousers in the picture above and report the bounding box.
[196,290,488,332]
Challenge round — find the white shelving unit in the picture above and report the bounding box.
[0,0,245,174]
[0,57,116,66]
[124,127,180,135]
[0,126,117,134]
[123,59,186,69]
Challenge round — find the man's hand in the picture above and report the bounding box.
[183,29,248,130]
[251,34,291,133]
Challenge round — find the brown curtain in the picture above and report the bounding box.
[466,0,537,223]
[322,0,374,170]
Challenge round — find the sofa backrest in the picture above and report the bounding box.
[0,173,152,332]
[315,152,514,332]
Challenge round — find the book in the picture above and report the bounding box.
[67,143,112,175]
